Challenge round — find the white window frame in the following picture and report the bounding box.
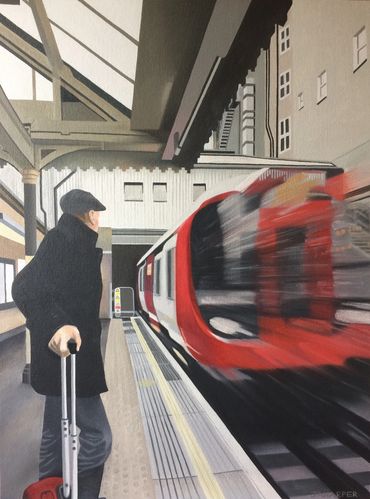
[279,117,291,154]
[298,92,304,110]
[0,258,15,310]
[153,182,167,203]
[0,45,53,101]
[353,27,367,72]
[193,183,206,201]
[317,70,327,104]
[124,182,143,202]
[279,70,291,100]
[0,262,5,305]
[279,25,290,54]
[35,71,53,101]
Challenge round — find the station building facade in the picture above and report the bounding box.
[213,0,370,181]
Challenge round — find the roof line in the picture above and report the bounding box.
[22,0,135,84]
[50,19,135,85]
[77,0,139,47]
[0,13,132,118]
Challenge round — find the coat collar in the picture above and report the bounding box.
[57,213,99,249]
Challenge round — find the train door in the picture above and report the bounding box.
[143,254,157,324]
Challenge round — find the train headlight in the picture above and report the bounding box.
[209,317,256,338]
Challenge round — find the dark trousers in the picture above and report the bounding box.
[39,395,112,479]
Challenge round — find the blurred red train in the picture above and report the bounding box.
[137,165,370,373]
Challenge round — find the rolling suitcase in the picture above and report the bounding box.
[23,341,79,499]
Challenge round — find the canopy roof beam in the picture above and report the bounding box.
[0,16,129,121]
[28,0,63,76]
[162,0,251,160]
[0,86,34,170]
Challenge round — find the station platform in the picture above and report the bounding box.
[101,317,279,499]
[1,318,279,498]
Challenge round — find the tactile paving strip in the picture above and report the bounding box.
[125,317,262,499]
[125,324,201,498]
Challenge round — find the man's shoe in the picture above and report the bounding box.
[78,465,104,499]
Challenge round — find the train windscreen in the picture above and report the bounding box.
[191,195,260,340]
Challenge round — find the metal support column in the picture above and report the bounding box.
[22,168,40,384]
[23,169,39,257]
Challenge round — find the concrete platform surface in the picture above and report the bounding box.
[101,318,155,498]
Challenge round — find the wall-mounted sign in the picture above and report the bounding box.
[114,288,121,316]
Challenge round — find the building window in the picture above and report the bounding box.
[0,46,53,101]
[353,27,367,71]
[279,117,291,153]
[317,70,327,104]
[298,92,304,110]
[35,72,53,101]
[279,70,291,99]
[153,183,167,202]
[279,26,290,54]
[124,182,143,201]
[167,248,175,300]
[0,262,5,305]
[193,183,206,201]
[0,46,32,100]
[0,259,15,310]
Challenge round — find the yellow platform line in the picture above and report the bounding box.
[130,317,225,499]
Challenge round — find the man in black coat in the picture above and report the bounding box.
[12,189,111,499]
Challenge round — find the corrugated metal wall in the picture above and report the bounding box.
[41,166,252,231]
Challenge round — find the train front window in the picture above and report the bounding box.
[191,195,260,340]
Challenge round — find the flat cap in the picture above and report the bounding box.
[60,189,106,215]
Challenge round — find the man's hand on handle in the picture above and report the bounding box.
[48,325,81,357]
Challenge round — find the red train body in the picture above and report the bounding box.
[137,167,370,372]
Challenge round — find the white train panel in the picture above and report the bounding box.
[151,235,184,346]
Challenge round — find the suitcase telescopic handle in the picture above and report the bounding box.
[61,339,79,499]
[67,340,78,355]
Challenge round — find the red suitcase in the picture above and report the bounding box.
[22,477,63,499]
[23,342,79,499]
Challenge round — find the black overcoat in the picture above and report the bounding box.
[12,213,108,397]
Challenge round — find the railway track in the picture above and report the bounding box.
[154,328,370,498]
[238,369,370,498]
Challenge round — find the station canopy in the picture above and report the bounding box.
[0,0,291,166]
[0,0,141,112]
